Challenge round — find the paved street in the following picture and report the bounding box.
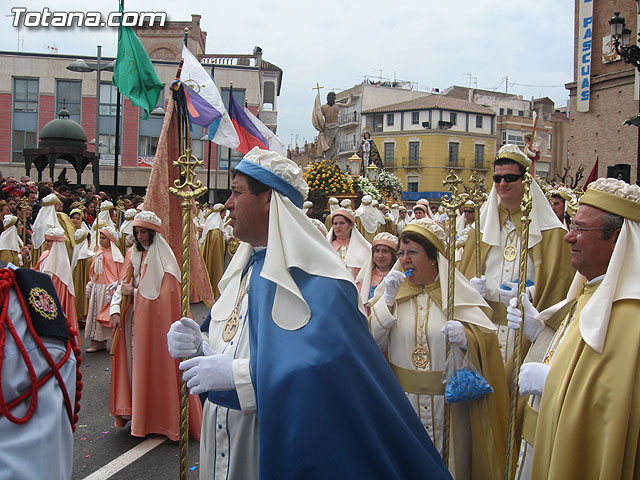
[72,302,210,480]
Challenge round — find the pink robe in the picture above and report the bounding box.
[109,249,202,440]
[35,250,80,346]
[85,248,121,342]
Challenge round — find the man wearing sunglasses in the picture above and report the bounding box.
[459,144,574,364]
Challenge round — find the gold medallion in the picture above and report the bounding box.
[222,314,239,342]
[503,245,517,262]
[412,345,429,369]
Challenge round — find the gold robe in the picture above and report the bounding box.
[200,228,225,300]
[531,298,640,479]
[56,212,77,260]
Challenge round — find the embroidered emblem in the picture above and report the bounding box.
[28,287,58,320]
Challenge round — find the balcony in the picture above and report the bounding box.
[402,156,422,167]
[338,111,359,126]
[446,157,465,169]
[338,139,357,154]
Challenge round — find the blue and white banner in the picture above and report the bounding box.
[577,0,593,112]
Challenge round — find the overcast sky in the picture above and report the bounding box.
[1,0,575,149]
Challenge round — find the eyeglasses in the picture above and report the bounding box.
[462,209,474,214]
[493,173,523,183]
[569,224,608,234]
[397,249,424,258]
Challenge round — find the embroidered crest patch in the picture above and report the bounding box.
[28,287,58,320]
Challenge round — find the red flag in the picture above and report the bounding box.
[584,158,599,188]
[144,98,215,307]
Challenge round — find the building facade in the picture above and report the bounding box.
[566,0,638,184]
[362,95,496,202]
[0,14,282,196]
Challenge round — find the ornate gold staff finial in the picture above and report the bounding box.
[504,169,533,480]
[115,198,125,227]
[440,169,470,468]
[18,196,30,247]
[467,171,488,278]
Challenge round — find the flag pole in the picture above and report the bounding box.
[226,82,234,196]
[170,28,208,480]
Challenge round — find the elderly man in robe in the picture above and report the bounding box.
[507,178,640,479]
[167,147,452,480]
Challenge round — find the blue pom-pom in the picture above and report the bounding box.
[445,368,493,403]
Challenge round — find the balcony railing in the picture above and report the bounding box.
[338,111,360,126]
[446,157,466,169]
[338,140,357,154]
[402,156,422,167]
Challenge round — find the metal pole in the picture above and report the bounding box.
[227,82,233,195]
[206,140,212,202]
[113,0,124,195]
[94,45,102,191]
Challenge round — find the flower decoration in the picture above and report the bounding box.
[302,160,354,196]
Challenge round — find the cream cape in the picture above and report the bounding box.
[212,192,362,330]
[32,204,62,250]
[479,180,564,249]
[0,224,20,253]
[326,225,371,272]
[39,240,75,296]
[132,232,181,300]
[355,200,385,234]
[199,210,224,245]
[71,231,94,270]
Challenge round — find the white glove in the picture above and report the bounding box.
[85,282,94,299]
[469,276,486,298]
[441,320,468,350]
[507,293,544,342]
[498,280,534,308]
[106,281,118,293]
[167,317,205,359]
[179,352,235,394]
[518,362,550,396]
[383,270,406,306]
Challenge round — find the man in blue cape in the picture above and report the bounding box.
[168,147,451,479]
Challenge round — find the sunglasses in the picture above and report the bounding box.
[493,173,523,183]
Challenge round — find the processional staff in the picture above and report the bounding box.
[440,170,470,466]
[467,171,487,278]
[169,53,208,480]
[504,170,533,480]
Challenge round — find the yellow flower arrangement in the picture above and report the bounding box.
[303,160,354,196]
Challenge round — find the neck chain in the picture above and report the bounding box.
[503,228,518,262]
[222,273,250,342]
[412,294,432,369]
[543,301,578,365]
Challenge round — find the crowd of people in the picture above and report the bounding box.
[1,142,639,479]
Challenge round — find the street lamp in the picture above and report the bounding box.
[67,45,115,191]
[609,8,640,184]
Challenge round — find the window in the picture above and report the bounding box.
[411,112,419,124]
[501,130,525,146]
[450,112,457,125]
[518,110,524,117]
[506,108,513,115]
[409,142,420,164]
[14,78,38,112]
[476,115,483,128]
[13,78,39,163]
[100,83,118,116]
[138,89,165,157]
[499,108,504,115]
[384,143,395,165]
[56,80,81,123]
[387,114,394,127]
[263,81,275,111]
[408,182,418,192]
[474,144,485,168]
[448,142,459,166]
[367,113,384,132]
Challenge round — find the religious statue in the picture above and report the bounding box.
[356,129,382,174]
[312,89,353,162]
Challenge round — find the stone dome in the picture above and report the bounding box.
[39,108,87,144]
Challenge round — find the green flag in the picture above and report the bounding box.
[113,17,163,119]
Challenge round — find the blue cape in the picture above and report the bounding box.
[210,250,451,479]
